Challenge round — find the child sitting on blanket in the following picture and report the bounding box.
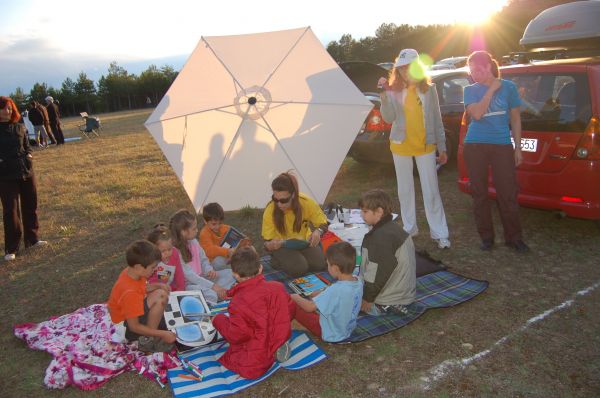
[146,224,185,291]
[358,189,416,316]
[107,240,176,352]
[212,246,294,379]
[169,209,235,303]
[291,241,363,342]
[199,202,246,271]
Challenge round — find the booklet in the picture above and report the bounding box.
[220,226,251,249]
[289,273,332,296]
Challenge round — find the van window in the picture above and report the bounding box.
[441,77,471,105]
[504,73,591,132]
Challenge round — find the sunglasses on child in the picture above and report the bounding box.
[272,194,293,204]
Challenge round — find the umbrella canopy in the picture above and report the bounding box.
[145,27,373,211]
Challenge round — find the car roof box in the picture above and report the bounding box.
[520,0,600,50]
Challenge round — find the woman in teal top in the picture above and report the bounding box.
[463,51,529,253]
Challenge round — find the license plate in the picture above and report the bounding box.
[511,137,537,152]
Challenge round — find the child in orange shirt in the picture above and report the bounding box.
[199,202,234,270]
[107,240,176,352]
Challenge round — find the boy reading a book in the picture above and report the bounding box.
[107,240,176,352]
[359,189,416,316]
[212,246,293,379]
[199,202,248,271]
[291,241,363,342]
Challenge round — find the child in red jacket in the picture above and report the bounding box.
[212,246,293,379]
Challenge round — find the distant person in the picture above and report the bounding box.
[21,110,36,145]
[0,96,48,261]
[378,48,451,249]
[27,101,52,147]
[146,96,152,108]
[463,51,529,253]
[358,189,416,316]
[169,209,235,303]
[45,96,65,145]
[212,246,293,379]
[262,172,328,277]
[291,241,363,342]
[107,240,176,352]
[38,100,56,145]
[146,223,186,292]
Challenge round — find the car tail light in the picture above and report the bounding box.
[459,112,469,143]
[561,196,584,203]
[573,117,600,160]
[365,108,391,132]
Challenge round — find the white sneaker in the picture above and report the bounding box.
[437,238,451,249]
[32,240,48,248]
[4,253,16,261]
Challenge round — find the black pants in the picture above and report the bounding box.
[0,177,40,255]
[271,246,327,278]
[50,122,65,145]
[463,143,523,243]
[124,299,168,341]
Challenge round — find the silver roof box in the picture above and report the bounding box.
[520,1,600,50]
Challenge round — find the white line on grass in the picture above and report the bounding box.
[420,281,600,390]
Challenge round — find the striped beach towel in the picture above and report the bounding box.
[261,255,488,343]
[168,330,326,398]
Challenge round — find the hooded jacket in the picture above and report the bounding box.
[212,274,292,379]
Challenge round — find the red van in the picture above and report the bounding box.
[457,58,600,223]
[458,1,600,225]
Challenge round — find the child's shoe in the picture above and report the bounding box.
[137,336,175,353]
[4,253,16,261]
[275,341,291,363]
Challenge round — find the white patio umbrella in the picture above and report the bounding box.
[144,27,373,211]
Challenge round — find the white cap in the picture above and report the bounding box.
[45,96,54,103]
[394,48,419,67]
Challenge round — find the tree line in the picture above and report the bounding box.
[7,0,571,117]
[8,62,178,117]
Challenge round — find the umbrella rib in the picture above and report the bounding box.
[256,112,319,201]
[257,27,311,91]
[200,104,252,210]
[201,36,245,93]
[144,104,237,125]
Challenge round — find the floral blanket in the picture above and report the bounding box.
[13,303,178,390]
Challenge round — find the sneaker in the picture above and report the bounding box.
[436,238,451,249]
[275,341,291,363]
[4,253,16,261]
[137,336,174,353]
[32,240,48,248]
[376,304,410,316]
[479,239,494,251]
[505,240,530,253]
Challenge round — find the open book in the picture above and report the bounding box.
[289,273,332,297]
[220,226,251,250]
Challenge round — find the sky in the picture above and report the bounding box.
[0,0,508,94]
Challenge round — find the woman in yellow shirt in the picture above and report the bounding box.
[379,49,450,249]
[262,172,328,277]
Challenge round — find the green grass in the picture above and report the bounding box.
[1,109,600,397]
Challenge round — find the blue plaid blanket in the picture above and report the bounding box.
[261,255,488,343]
[168,330,326,398]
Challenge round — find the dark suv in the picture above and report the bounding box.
[340,61,472,165]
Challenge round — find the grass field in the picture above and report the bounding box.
[1,109,599,397]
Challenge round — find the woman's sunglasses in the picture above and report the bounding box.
[272,195,292,204]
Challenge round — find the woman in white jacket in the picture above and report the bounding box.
[378,49,450,249]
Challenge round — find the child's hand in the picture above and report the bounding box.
[161,331,177,344]
[377,77,388,90]
[309,230,321,247]
[206,270,217,280]
[212,283,227,300]
[264,239,283,251]
[227,248,235,258]
[360,300,373,313]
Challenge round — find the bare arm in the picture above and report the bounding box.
[466,79,501,120]
[290,293,317,313]
[510,107,523,167]
[125,316,176,342]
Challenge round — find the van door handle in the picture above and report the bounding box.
[549,154,567,160]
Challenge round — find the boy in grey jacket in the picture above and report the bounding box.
[358,189,416,316]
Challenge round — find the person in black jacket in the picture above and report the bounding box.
[0,97,47,261]
[45,96,64,145]
[27,101,56,147]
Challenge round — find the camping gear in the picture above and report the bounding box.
[78,112,101,138]
[167,330,326,398]
[261,254,488,343]
[144,27,373,211]
[13,304,177,390]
